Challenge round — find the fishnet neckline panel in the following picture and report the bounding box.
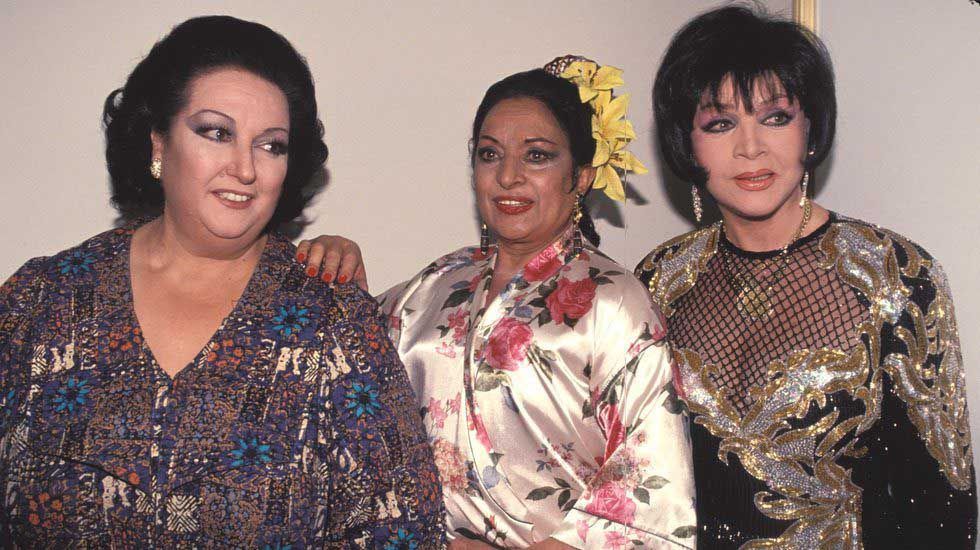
[668,217,869,416]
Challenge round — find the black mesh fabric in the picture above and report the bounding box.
[668,218,867,416]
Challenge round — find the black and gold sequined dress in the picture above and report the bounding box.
[635,213,976,549]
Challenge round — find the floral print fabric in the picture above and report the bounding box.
[0,226,445,548]
[380,230,696,548]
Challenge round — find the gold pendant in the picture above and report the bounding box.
[735,275,772,320]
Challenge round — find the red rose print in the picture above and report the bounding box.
[524,244,563,282]
[585,482,636,526]
[598,403,625,464]
[546,277,597,325]
[484,318,533,371]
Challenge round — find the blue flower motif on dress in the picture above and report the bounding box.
[229,437,272,467]
[57,250,95,275]
[53,377,90,413]
[384,527,419,550]
[262,541,292,550]
[272,304,310,337]
[345,381,381,418]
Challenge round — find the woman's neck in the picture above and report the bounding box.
[488,223,571,300]
[133,217,267,285]
[722,201,829,252]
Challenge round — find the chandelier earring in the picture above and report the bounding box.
[479,222,490,257]
[799,170,809,208]
[691,185,703,223]
[149,158,162,180]
[571,193,584,256]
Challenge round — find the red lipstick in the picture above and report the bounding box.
[493,196,534,215]
[733,170,775,191]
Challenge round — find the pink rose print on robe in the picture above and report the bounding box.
[431,438,469,492]
[467,410,493,451]
[428,397,448,429]
[546,277,597,325]
[524,244,563,281]
[598,403,625,465]
[585,482,636,526]
[484,317,533,371]
[604,531,631,549]
[576,519,590,542]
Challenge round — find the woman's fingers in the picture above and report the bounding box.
[296,235,366,286]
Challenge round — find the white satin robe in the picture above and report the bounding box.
[379,232,696,549]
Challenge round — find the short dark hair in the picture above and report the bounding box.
[470,69,601,245]
[653,5,836,185]
[102,15,328,229]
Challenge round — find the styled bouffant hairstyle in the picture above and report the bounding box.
[103,15,328,229]
[470,69,601,246]
[654,5,836,185]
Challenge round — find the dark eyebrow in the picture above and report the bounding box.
[525,137,557,146]
[700,94,790,112]
[478,135,500,144]
[189,109,288,134]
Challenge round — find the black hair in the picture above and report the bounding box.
[653,4,836,185]
[102,15,328,229]
[470,69,601,246]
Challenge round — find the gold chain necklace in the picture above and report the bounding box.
[720,199,812,321]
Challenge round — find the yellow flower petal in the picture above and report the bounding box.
[594,164,625,201]
[601,94,630,126]
[610,151,649,174]
[561,61,597,84]
[592,138,611,167]
[592,65,624,90]
[578,86,598,104]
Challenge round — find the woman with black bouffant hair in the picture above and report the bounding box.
[635,5,976,548]
[302,57,696,548]
[0,15,444,546]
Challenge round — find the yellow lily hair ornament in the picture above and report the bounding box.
[544,56,648,202]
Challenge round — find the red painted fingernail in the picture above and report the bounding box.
[338,275,348,284]
[322,272,333,283]
[306,266,317,277]
[296,252,306,262]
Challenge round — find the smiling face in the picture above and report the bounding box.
[691,76,810,222]
[151,67,290,248]
[473,97,592,255]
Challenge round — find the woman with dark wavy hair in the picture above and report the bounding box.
[0,15,444,546]
[635,5,976,548]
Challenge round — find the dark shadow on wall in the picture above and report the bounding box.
[280,166,331,240]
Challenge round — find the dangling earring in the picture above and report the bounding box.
[149,158,162,180]
[799,170,809,208]
[479,222,490,257]
[691,185,703,223]
[572,193,584,255]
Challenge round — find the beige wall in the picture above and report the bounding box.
[816,1,980,459]
[2,0,976,461]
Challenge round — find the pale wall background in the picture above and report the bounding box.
[1,1,977,460]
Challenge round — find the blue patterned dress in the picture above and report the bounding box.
[0,225,445,548]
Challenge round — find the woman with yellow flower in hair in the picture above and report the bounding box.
[300,57,696,549]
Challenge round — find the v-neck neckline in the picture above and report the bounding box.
[121,226,273,383]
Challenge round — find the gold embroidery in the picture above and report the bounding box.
[639,225,719,318]
[654,220,973,548]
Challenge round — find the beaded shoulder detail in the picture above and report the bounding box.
[820,218,972,489]
[634,224,720,318]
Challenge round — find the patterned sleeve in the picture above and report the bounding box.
[0,258,47,439]
[320,285,446,548]
[878,249,976,546]
[551,283,697,549]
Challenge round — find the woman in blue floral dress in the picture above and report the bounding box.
[0,16,444,547]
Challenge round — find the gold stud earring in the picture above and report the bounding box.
[150,158,162,180]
